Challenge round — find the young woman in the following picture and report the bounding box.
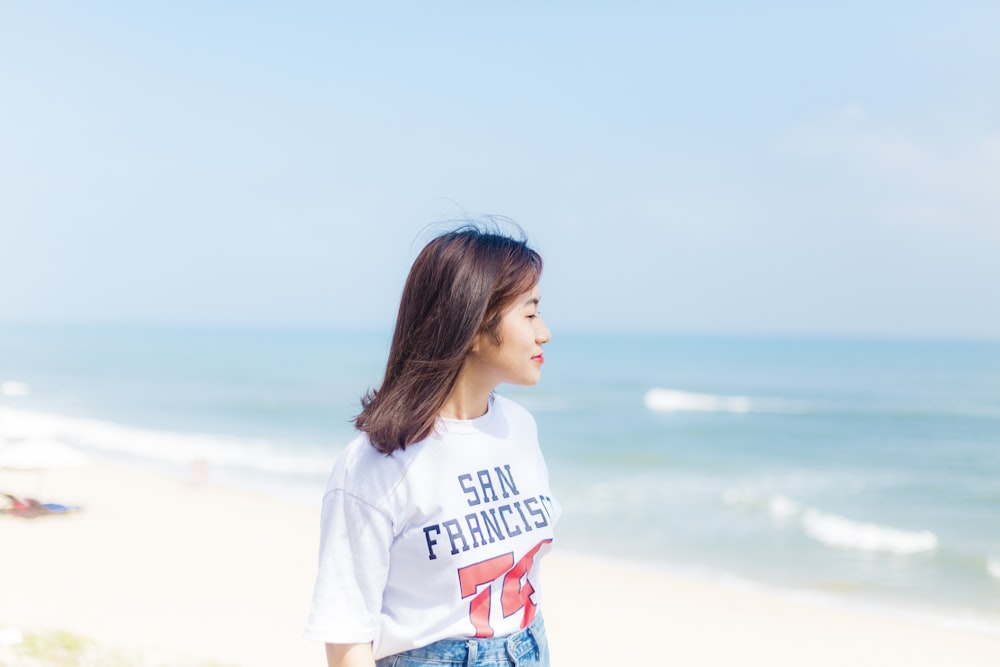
[305,225,558,667]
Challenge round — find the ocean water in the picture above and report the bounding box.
[2,325,999,633]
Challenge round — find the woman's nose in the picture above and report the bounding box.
[536,317,551,344]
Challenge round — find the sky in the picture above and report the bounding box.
[2,2,998,339]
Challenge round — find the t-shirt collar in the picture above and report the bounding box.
[437,393,497,435]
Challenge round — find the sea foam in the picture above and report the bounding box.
[768,494,804,520]
[0,407,334,477]
[722,489,939,555]
[644,388,753,413]
[802,509,938,555]
[721,489,803,519]
[0,381,29,397]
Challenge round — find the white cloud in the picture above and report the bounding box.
[777,105,1000,236]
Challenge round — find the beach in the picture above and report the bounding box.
[2,460,998,667]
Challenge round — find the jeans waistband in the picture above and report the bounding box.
[389,614,546,666]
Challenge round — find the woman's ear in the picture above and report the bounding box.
[469,333,483,355]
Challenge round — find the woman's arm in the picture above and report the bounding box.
[325,642,375,667]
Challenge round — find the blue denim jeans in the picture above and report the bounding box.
[375,615,549,667]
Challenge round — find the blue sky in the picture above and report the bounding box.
[2,3,998,338]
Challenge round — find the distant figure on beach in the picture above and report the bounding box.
[305,224,558,667]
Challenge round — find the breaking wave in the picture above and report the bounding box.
[0,406,334,477]
[802,509,938,555]
[1,380,30,397]
[644,388,753,413]
[722,489,938,555]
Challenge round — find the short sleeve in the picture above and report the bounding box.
[304,488,393,643]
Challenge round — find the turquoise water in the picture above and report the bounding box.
[2,325,999,631]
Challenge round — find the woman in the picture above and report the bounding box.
[305,225,558,667]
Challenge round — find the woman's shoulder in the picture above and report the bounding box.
[326,432,421,499]
[492,393,538,429]
[337,431,385,466]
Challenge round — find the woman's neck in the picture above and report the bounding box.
[439,365,493,420]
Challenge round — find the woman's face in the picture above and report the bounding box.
[469,284,551,388]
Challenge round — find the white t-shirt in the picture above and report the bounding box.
[304,394,560,659]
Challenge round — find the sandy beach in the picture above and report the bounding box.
[1,460,998,667]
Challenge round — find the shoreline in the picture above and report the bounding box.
[4,401,999,633]
[553,548,1000,641]
[1,460,998,666]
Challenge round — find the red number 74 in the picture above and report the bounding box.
[456,540,552,638]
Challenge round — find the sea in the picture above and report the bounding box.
[1,324,998,634]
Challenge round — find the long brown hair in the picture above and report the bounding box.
[355,224,543,454]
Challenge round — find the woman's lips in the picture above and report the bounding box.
[532,354,544,364]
